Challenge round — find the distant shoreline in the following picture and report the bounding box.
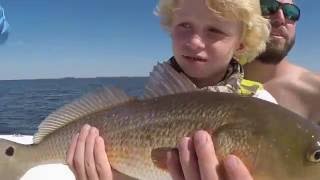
[0,76,148,81]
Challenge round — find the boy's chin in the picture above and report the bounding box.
[185,70,210,79]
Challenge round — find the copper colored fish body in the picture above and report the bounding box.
[101,92,320,180]
[1,63,320,180]
[1,91,320,180]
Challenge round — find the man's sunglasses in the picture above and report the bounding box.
[260,0,300,21]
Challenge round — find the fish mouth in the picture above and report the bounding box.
[182,55,208,62]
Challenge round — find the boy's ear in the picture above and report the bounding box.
[233,43,247,64]
[236,43,245,52]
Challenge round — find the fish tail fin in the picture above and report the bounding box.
[0,138,37,179]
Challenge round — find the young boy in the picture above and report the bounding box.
[68,0,271,179]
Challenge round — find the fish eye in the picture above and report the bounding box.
[308,150,320,163]
[5,146,14,157]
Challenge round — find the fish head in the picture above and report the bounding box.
[0,138,28,180]
[253,109,320,180]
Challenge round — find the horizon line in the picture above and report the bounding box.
[0,76,148,81]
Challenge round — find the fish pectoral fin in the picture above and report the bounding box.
[144,62,197,99]
[111,168,138,180]
[151,147,178,171]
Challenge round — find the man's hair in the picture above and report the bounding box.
[155,0,270,64]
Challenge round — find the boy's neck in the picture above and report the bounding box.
[190,70,227,88]
[169,56,232,88]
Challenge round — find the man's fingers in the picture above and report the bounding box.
[84,127,100,180]
[224,155,253,180]
[193,130,220,180]
[178,137,201,180]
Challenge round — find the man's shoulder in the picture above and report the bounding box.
[271,62,318,87]
[264,62,320,100]
[295,72,320,122]
[266,66,319,120]
[298,71,320,92]
[275,69,319,92]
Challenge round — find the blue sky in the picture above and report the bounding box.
[0,0,318,80]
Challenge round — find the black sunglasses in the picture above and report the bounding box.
[260,0,300,21]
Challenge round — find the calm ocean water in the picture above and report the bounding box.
[0,77,147,135]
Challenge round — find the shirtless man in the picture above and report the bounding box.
[244,0,320,123]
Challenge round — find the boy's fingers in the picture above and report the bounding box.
[224,155,253,180]
[94,136,113,180]
[178,137,201,180]
[193,130,220,180]
[167,149,184,180]
[73,124,91,180]
[84,127,100,180]
[66,133,79,173]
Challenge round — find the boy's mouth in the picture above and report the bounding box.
[182,55,207,62]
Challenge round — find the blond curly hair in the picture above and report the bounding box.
[155,0,270,64]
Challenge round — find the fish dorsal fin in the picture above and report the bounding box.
[144,62,197,98]
[33,87,134,144]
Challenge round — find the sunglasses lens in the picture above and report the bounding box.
[260,0,279,16]
[283,4,300,21]
[260,0,300,21]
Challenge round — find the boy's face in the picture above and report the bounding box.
[170,0,243,81]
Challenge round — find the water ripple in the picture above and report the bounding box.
[0,77,147,134]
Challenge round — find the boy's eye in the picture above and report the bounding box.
[208,27,223,34]
[178,23,192,29]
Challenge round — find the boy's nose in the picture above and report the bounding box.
[186,35,205,51]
